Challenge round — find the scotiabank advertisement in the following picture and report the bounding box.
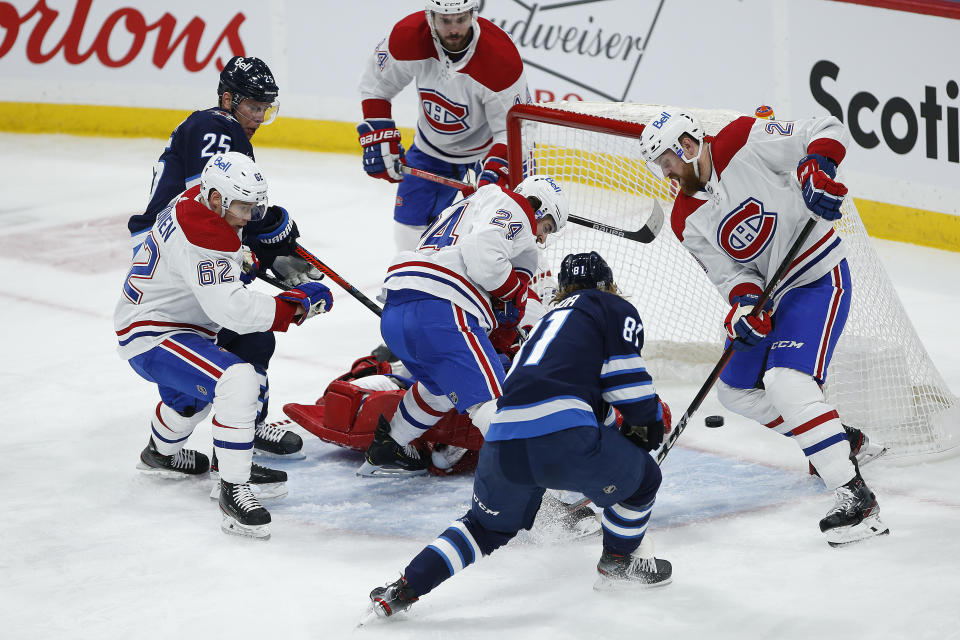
[1,0,958,215]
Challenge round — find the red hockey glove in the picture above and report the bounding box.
[724,293,773,350]
[490,271,530,327]
[797,153,847,221]
[357,119,404,182]
[477,143,510,189]
[276,282,333,325]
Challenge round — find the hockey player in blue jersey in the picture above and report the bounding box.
[128,56,323,460]
[366,251,673,619]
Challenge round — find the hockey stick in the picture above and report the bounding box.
[655,217,820,465]
[293,244,383,318]
[256,271,290,291]
[398,164,664,243]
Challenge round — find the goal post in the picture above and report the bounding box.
[506,101,960,457]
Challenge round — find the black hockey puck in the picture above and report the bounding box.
[704,415,725,428]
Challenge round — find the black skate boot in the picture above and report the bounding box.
[594,548,673,591]
[254,420,304,459]
[357,416,429,477]
[819,473,890,547]
[369,576,419,618]
[219,480,271,539]
[137,437,209,477]
[809,425,888,476]
[210,451,288,500]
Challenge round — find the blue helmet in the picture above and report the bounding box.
[218,56,279,105]
[558,251,614,291]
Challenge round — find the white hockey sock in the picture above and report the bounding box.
[211,363,260,483]
[389,382,454,446]
[764,367,856,489]
[393,222,428,252]
[150,402,211,456]
[716,380,781,425]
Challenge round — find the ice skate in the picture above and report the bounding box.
[136,437,209,478]
[218,480,271,539]
[210,451,288,501]
[819,474,889,547]
[594,546,672,591]
[368,576,419,618]
[370,343,400,363]
[357,416,429,477]
[809,425,888,476]
[253,420,305,459]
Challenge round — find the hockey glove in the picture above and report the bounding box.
[797,153,847,221]
[490,271,530,328]
[357,119,404,182]
[271,255,324,287]
[724,293,774,350]
[276,281,333,325]
[240,247,259,285]
[477,143,510,189]
[488,324,528,359]
[255,206,300,256]
[621,397,671,452]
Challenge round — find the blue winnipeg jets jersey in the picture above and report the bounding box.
[486,288,661,441]
[129,108,254,235]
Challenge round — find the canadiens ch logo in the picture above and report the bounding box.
[420,89,470,134]
[717,198,778,263]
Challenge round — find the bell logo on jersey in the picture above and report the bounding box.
[717,197,778,263]
[419,89,470,134]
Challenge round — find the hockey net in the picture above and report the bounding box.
[507,102,959,456]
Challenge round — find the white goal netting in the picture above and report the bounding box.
[512,101,959,456]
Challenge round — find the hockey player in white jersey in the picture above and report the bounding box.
[358,175,566,477]
[115,152,333,539]
[365,251,672,620]
[638,109,888,546]
[357,0,530,250]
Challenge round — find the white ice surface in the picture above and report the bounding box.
[2,133,959,640]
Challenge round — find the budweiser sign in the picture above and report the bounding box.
[0,0,246,70]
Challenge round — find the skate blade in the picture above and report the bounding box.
[593,574,673,592]
[254,448,306,461]
[826,514,890,547]
[210,482,288,501]
[855,445,888,468]
[136,462,204,479]
[220,514,271,540]
[356,461,428,478]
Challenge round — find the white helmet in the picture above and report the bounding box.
[638,110,705,180]
[514,175,568,231]
[425,0,478,14]
[200,151,268,220]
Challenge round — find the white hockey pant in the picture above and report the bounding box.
[717,367,855,489]
[150,402,211,456]
[389,381,455,446]
[211,363,259,483]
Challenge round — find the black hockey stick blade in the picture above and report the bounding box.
[256,272,290,291]
[568,198,665,244]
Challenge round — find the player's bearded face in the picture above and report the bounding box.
[655,150,701,196]
[433,11,473,52]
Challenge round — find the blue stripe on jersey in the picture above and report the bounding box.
[385,269,491,325]
[417,125,484,160]
[776,236,842,294]
[442,525,477,566]
[600,354,648,378]
[486,396,598,441]
[601,381,655,405]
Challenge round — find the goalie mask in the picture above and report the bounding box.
[200,152,269,221]
[558,251,615,292]
[638,110,705,180]
[514,174,569,232]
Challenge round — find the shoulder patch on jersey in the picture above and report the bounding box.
[389,12,438,62]
[710,116,755,177]
[176,196,242,252]
[671,193,708,243]
[503,189,537,230]
[460,18,523,91]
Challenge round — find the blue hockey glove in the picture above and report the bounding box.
[255,206,299,255]
[357,119,404,182]
[477,143,510,189]
[276,282,333,325]
[724,294,773,350]
[797,154,848,221]
[240,247,259,285]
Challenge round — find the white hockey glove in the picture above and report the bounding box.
[271,255,324,287]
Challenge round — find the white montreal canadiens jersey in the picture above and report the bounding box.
[487,288,660,442]
[114,185,280,360]
[382,184,540,330]
[359,12,528,164]
[672,115,850,307]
